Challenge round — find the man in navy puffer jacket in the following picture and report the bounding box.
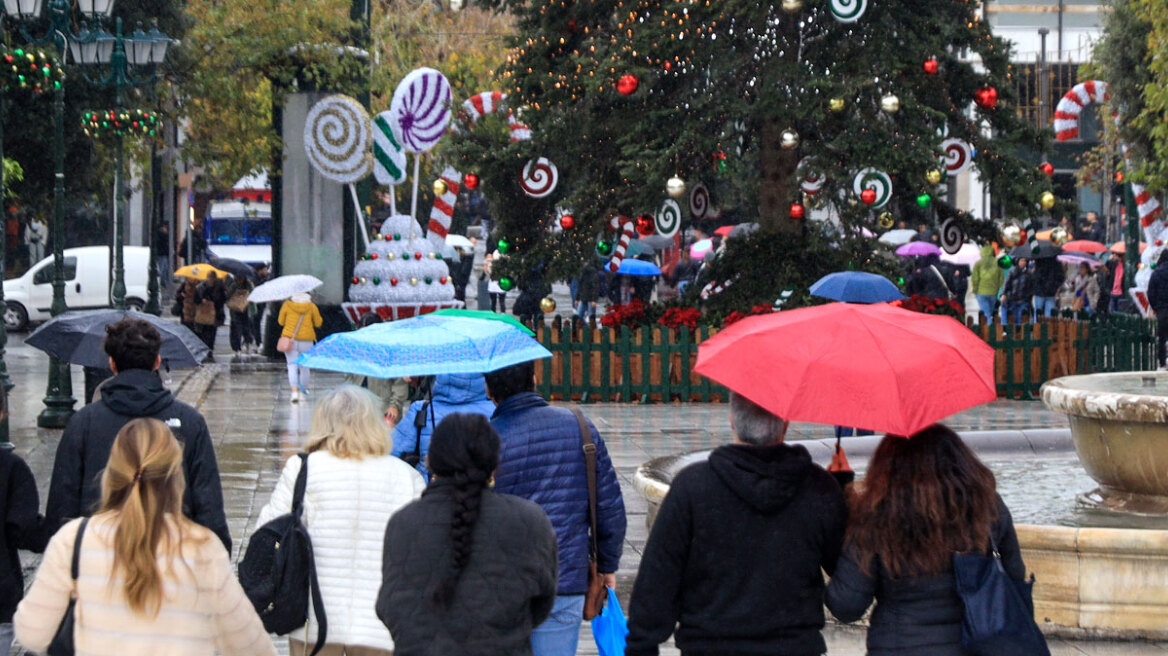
[486,361,626,656]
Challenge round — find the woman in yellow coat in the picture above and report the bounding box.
[278,292,323,402]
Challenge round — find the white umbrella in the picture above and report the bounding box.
[248,274,324,303]
[878,229,916,246]
[445,234,474,251]
[940,242,981,267]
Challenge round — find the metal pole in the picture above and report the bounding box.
[37,80,75,428]
[1124,183,1139,291]
[144,143,161,315]
[0,94,10,450]
[110,18,126,310]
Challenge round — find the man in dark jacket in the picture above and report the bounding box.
[485,361,626,656]
[999,257,1034,325]
[1031,257,1063,318]
[1146,250,1168,368]
[1,386,45,655]
[45,318,231,551]
[625,393,848,656]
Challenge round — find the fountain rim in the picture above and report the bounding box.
[1042,372,1168,423]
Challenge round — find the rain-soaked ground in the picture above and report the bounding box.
[8,322,1168,655]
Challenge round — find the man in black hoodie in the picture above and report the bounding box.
[1,385,44,655]
[626,393,848,656]
[44,318,231,550]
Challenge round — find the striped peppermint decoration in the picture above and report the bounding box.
[1053,81,1108,142]
[427,167,462,254]
[372,111,407,185]
[607,216,636,273]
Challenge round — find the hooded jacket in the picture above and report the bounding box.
[1148,263,1168,312]
[278,298,323,341]
[625,443,848,656]
[970,245,1004,296]
[0,450,44,623]
[392,373,496,480]
[44,368,231,551]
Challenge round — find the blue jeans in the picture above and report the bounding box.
[0,622,13,656]
[531,595,584,656]
[1034,295,1057,318]
[1001,302,1031,325]
[976,294,997,320]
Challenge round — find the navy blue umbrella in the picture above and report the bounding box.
[809,271,905,304]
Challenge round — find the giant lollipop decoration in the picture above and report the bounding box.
[939,138,974,176]
[304,95,373,184]
[852,168,893,209]
[390,67,453,153]
[519,157,559,198]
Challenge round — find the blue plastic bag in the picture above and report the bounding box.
[591,587,628,656]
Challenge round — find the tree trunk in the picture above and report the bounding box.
[758,118,801,234]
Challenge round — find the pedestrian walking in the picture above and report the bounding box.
[24,215,45,265]
[278,291,323,403]
[44,318,232,550]
[999,257,1033,325]
[969,244,1004,321]
[484,252,508,313]
[16,418,276,656]
[1032,257,1063,318]
[484,361,626,656]
[575,259,600,322]
[249,263,271,349]
[343,313,410,426]
[377,413,558,656]
[1068,261,1101,316]
[905,254,954,301]
[625,392,848,656]
[226,274,256,357]
[1110,258,1125,312]
[154,222,171,289]
[1146,250,1168,369]
[173,277,199,333]
[258,385,425,656]
[392,373,496,481]
[0,384,46,655]
[194,271,227,354]
[825,425,1030,656]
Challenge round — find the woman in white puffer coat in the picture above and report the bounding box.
[258,384,425,656]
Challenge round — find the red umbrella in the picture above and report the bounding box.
[695,302,995,436]
[714,225,734,237]
[1110,240,1147,255]
[1062,240,1108,254]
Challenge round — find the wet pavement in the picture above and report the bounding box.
[6,324,1168,655]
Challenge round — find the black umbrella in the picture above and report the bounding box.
[26,310,209,369]
[1011,240,1062,260]
[208,257,257,281]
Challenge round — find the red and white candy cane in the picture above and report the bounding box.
[607,216,636,272]
[427,166,462,254]
[700,278,734,300]
[458,91,531,143]
[1055,80,1163,240]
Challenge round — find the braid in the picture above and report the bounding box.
[431,467,490,606]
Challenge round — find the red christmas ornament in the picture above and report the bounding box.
[390,277,399,286]
[464,173,479,190]
[567,18,577,31]
[415,252,423,260]
[1019,230,1028,245]
[616,74,639,96]
[663,60,672,71]
[559,214,576,230]
[1158,240,1164,247]
[370,253,378,260]
[860,189,877,205]
[974,86,998,110]
[1115,171,1125,183]
[789,203,806,220]
[440,276,449,284]
[1040,162,1054,176]
[923,58,939,75]
[351,276,360,284]
[635,214,655,236]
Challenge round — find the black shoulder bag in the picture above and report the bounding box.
[47,516,89,656]
[953,534,1050,656]
[403,395,435,468]
[239,454,327,656]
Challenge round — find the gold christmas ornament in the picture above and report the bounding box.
[780,129,799,150]
[540,297,557,313]
[880,94,900,114]
[1050,225,1070,246]
[386,252,395,260]
[1000,222,1023,247]
[409,277,419,286]
[433,179,448,196]
[1039,191,1056,210]
[360,277,367,284]
[925,169,943,185]
[781,0,803,13]
[666,176,686,198]
[878,211,895,229]
[828,97,846,112]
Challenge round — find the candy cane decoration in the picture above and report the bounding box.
[607,216,636,273]
[700,278,735,300]
[1054,80,1162,241]
[457,91,531,142]
[427,167,462,254]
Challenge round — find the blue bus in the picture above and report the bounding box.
[204,201,272,266]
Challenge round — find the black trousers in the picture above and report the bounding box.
[195,323,217,350]
[229,311,256,351]
[1157,313,1168,367]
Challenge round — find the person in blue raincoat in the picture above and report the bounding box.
[392,373,496,480]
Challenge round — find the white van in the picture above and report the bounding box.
[4,246,150,331]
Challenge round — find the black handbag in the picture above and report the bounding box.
[238,454,327,656]
[403,397,434,468]
[47,516,89,656]
[953,536,1050,656]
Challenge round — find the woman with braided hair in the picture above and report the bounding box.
[377,413,558,656]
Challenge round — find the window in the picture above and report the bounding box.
[208,219,247,244]
[246,219,273,244]
[32,257,77,284]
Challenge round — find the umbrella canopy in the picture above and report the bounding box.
[939,242,981,267]
[895,241,942,257]
[248,274,324,303]
[298,314,552,379]
[1110,241,1147,255]
[694,302,995,436]
[1062,240,1108,254]
[1011,240,1061,259]
[615,258,662,277]
[714,225,734,237]
[690,239,714,260]
[627,240,657,257]
[208,257,257,281]
[429,308,535,336]
[174,264,229,280]
[1058,253,1101,268]
[1035,228,1054,241]
[809,271,905,304]
[445,234,474,253]
[728,222,759,239]
[878,229,916,246]
[26,310,209,369]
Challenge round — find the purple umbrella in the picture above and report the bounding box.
[895,241,942,257]
[1058,253,1101,268]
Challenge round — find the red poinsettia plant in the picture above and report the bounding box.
[890,294,964,319]
[600,299,647,328]
[722,304,775,327]
[658,306,703,330]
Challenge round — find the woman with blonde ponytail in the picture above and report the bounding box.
[14,418,275,656]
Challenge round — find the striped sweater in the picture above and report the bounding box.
[14,515,276,656]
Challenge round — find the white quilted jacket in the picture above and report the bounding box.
[257,450,425,650]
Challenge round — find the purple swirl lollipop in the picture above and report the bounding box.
[390,67,452,153]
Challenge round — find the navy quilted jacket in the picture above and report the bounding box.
[491,392,626,595]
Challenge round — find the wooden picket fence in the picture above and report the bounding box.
[532,313,1158,403]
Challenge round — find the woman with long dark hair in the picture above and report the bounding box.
[377,413,557,655]
[825,424,1027,656]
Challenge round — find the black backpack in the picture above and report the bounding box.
[239,454,327,655]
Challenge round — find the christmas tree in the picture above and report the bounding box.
[455,0,1053,304]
